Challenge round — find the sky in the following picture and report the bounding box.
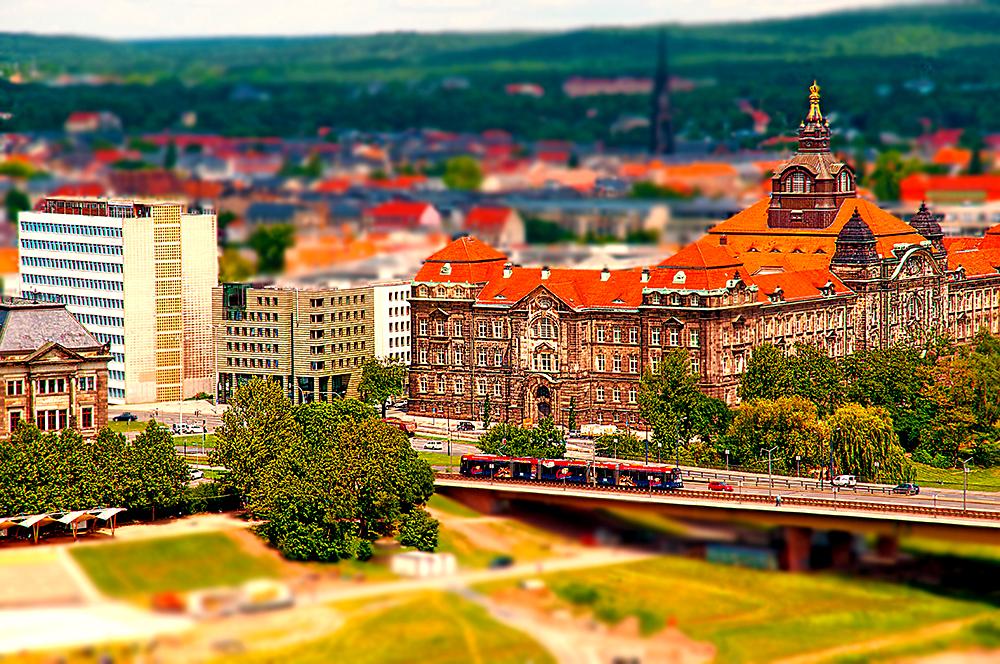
[4,0,926,39]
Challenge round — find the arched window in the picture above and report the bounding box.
[839,171,852,192]
[792,172,806,193]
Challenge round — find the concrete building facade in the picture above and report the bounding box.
[373,281,412,365]
[212,283,375,403]
[18,197,217,403]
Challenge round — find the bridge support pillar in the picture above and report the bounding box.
[830,530,854,569]
[783,527,812,572]
[876,534,899,562]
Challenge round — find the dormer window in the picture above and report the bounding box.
[651,293,661,304]
[839,171,852,192]
[792,173,805,193]
[670,294,680,305]
[440,262,452,275]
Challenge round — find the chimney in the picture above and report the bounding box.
[720,234,728,246]
[601,266,610,282]
[503,262,512,279]
[541,266,550,280]
[641,267,650,283]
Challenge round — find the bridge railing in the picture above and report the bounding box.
[434,474,1000,523]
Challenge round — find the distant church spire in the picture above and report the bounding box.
[649,29,675,155]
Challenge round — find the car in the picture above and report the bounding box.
[456,421,475,432]
[833,475,857,488]
[113,412,138,422]
[424,440,444,451]
[172,423,193,435]
[892,483,920,495]
[488,555,514,569]
[189,469,205,480]
[707,480,734,492]
[187,425,207,434]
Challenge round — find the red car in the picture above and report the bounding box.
[708,480,734,492]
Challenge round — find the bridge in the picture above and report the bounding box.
[434,471,1000,570]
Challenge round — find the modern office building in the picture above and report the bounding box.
[18,198,217,404]
[0,297,111,437]
[212,283,375,403]
[373,281,412,364]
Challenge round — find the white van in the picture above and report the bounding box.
[833,475,857,487]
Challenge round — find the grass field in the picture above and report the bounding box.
[830,614,1000,663]
[106,419,150,433]
[913,462,1000,492]
[238,591,555,664]
[477,556,997,663]
[70,532,280,597]
[417,451,463,468]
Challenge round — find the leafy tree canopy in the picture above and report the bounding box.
[248,224,295,274]
[358,357,407,417]
[477,419,566,459]
[442,156,483,191]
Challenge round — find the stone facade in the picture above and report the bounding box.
[407,86,1000,428]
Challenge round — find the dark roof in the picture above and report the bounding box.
[245,202,304,223]
[908,201,944,240]
[0,299,103,353]
[831,208,878,265]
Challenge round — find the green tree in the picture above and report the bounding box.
[212,377,301,501]
[567,396,577,433]
[163,140,177,170]
[724,396,823,474]
[825,403,914,482]
[739,343,793,402]
[217,210,238,229]
[442,156,483,191]
[398,507,439,552]
[525,217,574,244]
[639,349,713,461]
[358,357,407,417]
[868,150,923,202]
[0,160,35,179]
[120,420,189,520]
[219,248,256,282]
[248,224,295,274]
[788,343,844,416]
[482,395,492,429]
[252,410,434,560]
[4,187,30,224]
[477,419,565,459]
[595,430,645,461]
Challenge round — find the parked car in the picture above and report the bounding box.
[187,425,207,434]
[892,483,920,495]
[172,423,193,435]
[424,440,444,451]
[708,480,734,492]
[833,475,857,488]
[456,421,475,432]
[189,469,205,480]
[113,412,138,422]
[488,555,514,569]
[382,417,417,436]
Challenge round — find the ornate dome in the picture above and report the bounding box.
[831,208,878,265]
[908,201,944,245]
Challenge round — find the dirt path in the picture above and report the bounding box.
[771,615,988,664]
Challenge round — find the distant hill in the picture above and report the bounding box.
[2,1,1000,142]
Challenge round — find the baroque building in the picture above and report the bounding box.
[408,85,1000,427]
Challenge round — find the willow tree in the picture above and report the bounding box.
[825,403,914,483]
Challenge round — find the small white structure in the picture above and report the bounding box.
[390,551,457,578]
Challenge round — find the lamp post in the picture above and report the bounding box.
[762,446,778,496]
[795,455,801,478]
[725,449,730,472]
[962,456,973,511]
[872,461,879,484]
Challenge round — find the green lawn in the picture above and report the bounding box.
[238,591,555,664]
[477,556,996,663]
[107,419,150,433]
[830,615,1000,663]
[174,433,217,449]
[914,462,1000,492]
[417,451,462,468]
[70,532,280,597]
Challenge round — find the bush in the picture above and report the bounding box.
[973,440,1000,467]
[912,447,933,465]
[931,453,954,469]
[558,582,599,605]
[398,508,439,552]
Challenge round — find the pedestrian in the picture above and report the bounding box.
[776,495,782,507]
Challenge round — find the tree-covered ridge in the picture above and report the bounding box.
[5,3,1000,140]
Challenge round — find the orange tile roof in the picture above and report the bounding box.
[477,266,644,310]
[751,269,851,302]
[948,248,1000,278]
[464,207,511,233]
[932,147,972,166]
[0,247,18,273]
[415,236,509,284]
[658,163,740,178]
[707,198,928,261]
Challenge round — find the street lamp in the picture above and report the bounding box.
[962,456,973,511]
[795,455,801,478]
[725,449,730,472]
[762,446,778,496]
[872,461,879,484]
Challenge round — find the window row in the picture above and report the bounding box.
[22,255,123,274]
[21,239,123,255]
[309,294,365,307]
[594,354,639,373]
[21,221,123,238]
[594,385,638,404]
[226,310,279,322]
[307,325,366,339]
[649,328,699,347]
[228,342,279,353]
[228,326,280,338]
[92,332,125,346]
[75,312,124,328]
[22,272,123,292]
[595,326,639,344]
[37,292,123,310]
[228,357,280,369]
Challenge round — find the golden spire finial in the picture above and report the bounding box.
[807,80,822,122]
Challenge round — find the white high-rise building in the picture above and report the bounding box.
[373,281,411,364]
[18,197,217,404]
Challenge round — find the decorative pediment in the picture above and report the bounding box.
[533,341,557,353]
[509,285,574,311]
[23,342,87,365]
[428,307,451,318]
[663,316,686,328]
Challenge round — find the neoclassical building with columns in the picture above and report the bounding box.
[407,86,1000,428]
